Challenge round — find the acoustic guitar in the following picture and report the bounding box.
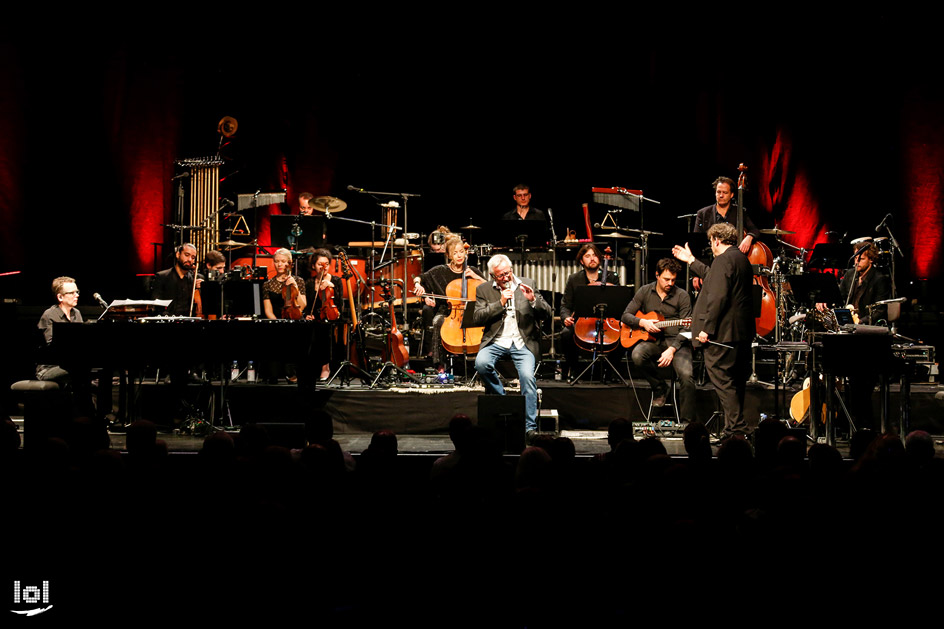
[620,311,692,349]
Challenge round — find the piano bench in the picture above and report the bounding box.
[10,380,69,447]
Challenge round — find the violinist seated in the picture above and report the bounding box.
[262,248,307,383]
[263,248,307,319]
[559,244,620,379]
[303,248,343,381]
[151,243,202,317]
[691,176,762,290]
[413,236,486,365]
[620,258,696,421]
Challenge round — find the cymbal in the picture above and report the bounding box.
[459,224,482,230]
[312,196,347,213]
[760,228,796,235]
[597,231,634,239]
[215,240,250,248]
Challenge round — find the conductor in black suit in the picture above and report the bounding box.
[672,223,754,439]
[472,254,551,435]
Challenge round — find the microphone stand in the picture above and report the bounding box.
[348,186,421,327]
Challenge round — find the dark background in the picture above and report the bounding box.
[2,16,941,342]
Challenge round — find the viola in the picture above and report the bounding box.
[281,276,303,320]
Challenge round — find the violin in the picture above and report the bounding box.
[316,268,340,322]
[189,271,204,318]
[574,247,621,352]
[441,242,485,355]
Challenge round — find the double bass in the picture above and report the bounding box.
[737,163,777,337]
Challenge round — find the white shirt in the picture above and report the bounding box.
[492,277,526,350]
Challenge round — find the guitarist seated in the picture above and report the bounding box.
[620,258,696,420]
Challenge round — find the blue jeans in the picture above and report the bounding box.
[475,342,537,431]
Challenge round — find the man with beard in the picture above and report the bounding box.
[559,244,620,379]
[151,243,202,316]
[621,258,695,420]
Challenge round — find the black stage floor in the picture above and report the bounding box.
[18,374,943,457]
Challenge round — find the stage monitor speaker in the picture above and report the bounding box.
[477,394,526,454]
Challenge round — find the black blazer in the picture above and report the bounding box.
[689,247,754,345]
[471,277,551,360]
[838,266,891,324]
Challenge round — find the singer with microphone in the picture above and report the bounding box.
[471,254,551,442]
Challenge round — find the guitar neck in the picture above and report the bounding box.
[656,319,689,329]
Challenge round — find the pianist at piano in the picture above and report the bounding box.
[36,276,94,415]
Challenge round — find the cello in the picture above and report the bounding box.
[573,247,621,352]
[440,242,485,354]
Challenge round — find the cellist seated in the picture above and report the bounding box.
[620,258,697,421]
[559,244,619,379]
[413,237,485,365]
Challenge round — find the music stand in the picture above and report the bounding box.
[99,299,172,321]
[787,273,842,309]
[807,243,848,271]
[493,220,549,262]
[270,215,326,250]
[569,284,633,385]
